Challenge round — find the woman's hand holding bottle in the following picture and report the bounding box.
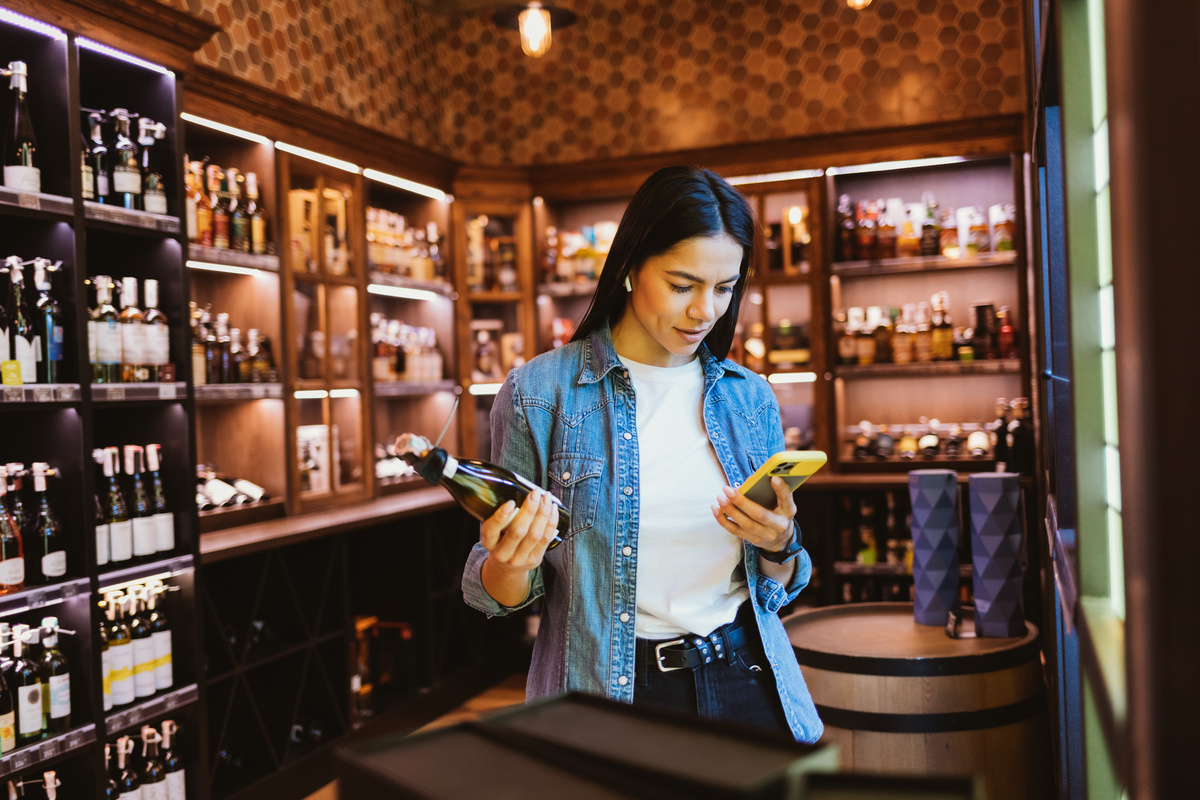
[479,488,560,607]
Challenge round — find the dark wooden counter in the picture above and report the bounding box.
[199,486,456,563]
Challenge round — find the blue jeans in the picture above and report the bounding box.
[631,603,793,738]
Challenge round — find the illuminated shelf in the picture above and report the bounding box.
[835,359,1021,379]
[189,245,280,272]
[84,201,181,234]
[0,384,80,404]
[831,250,1018,277]
[92,382,187,402]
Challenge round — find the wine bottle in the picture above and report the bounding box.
[193,161,213,246]
[0,467,25,595]
[142,280,170,383]
[137,118,167,215]
[94,450,111,567]
[0,266,9,368]
[991,398,1010,471]
[128,586,156,699]
[38,616,69,734]
[3,61,39,193]
[92,276,123,384]
[897,427,918,460]
[209,165,229,249]
[88,112,110,203]
[3,463,30,536]
[918,420,941,457]
[147,582,172,692]
[12,627,43,745]
[81,120,95,202]
[110,110,141,210]
[396,433,569,545]
[98,600,112,712]
[246,172,267,255]
[160,720,185,800]
[228,168,248,252]
[105,743,122,800]
[0,634,14,754]
[0,623,11,678]
[4,258,36,384]
[139,726,167,800]
[104,447,133,564]
[126,446,156,559]
[114,736,141,799]
[31,463,66,583]
[43,771,60,800]
[144,445,174,553]
[106,593,135,707]
[119,277,146,383]
[1006,397,1036,477]
[33,260,63,385]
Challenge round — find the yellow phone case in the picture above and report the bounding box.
[738,450,827,507]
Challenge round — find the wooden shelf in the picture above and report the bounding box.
[537,280,597,297]
[0,187,74,220]
[0,724,96,780]
[835,457,1002,474]
[831,250,1018,277]
[105,684,200,736]
[835,359,1021,379]
[467,290,523,302]
[188,245,281,272]
[374,380,458,397]
[0,384,81,405]
[196,383,284,402]
[368,271,454,297]
[84,201,181,235]
[199,498,287,533]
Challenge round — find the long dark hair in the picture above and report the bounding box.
[569,165,758,360]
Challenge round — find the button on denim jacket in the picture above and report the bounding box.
[462,322,824,743]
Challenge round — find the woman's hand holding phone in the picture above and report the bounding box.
[711,476,797,553]
[479,489,560,607]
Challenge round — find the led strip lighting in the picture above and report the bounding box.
[363,168,447,202]
[181,113,272,145]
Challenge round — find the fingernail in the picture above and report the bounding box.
[723,486,737,497]
[503,500,515,512]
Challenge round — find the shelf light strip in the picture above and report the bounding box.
[367,283,441,301]
[468,383,503,396]
[0,9,67,40]
[294,390,328,400]
[826,156,969,176]
[330,388,359,398]
[99,570,176,595]
[180,113,273,146]
[726,169,825,186]
[186,260,261,277]
[76,37,173,76]
[766,372,817,385]
[275,141,360,174]
[362,168,447,202]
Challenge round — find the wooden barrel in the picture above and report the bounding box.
[784,602,1049,800]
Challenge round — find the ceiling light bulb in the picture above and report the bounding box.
[519,3,552,57]
[846,0,873,8]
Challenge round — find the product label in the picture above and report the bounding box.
[97,173,110,197]
[102,647,113,711]
[41,549,67,578]
[110,642,135,706]
[88,320,98,364]
[97,320,122,364]
[142,781,166,800]
[154,512,175,552]
[112,166,141,194]
[143,189,168,215]
[3,165,40,192]
[186,198,198,240]
[132,637,157,697]
[96,522,111,565]
[48,325,63,362]
[132,516,157,557]
[1,361,21,386]
[146,325,170,366]
[252,216,266,254]
[17,682,42,737]
[0,557,25,587]
[0,326,8,363]
[110,518,134,562]
[165,770,186,800]
[153,630,173,690]
[0,710,13,753]
[122,322,145,365]
[82,164,95,200]
[203,478,238,506]
[48,673,70,719]
[14,335,35,385]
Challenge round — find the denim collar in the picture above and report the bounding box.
[577,322,751,386]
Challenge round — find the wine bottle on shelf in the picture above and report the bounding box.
[192,161,213,246]
[128,586,156,699]
[209,165,229,249]
[33,260,63,385]
[183,158,198,241]
[105,593,135,707]
[4,258,37,384]
[12,627,43,745]
[228,168,248,252]
[246,172,267,255]
[91,276,123,384]
[81,117,95,202]
[137,118,168,215]
[216,313,233,383]
[125,446,156,560]
[139,726,167,800]
[3,463,30,535]
[44,771,61,800]
[88,112,110,203]
[30,463,66,584]
[113,736,141,799]
[0,467,25,596]
[2,624,22,698]
[0,623,11,676]
[897,427,919,460]
[0,632,14,754]
[145,445,174,553]
[991,398,1010,471]
[0,266,9,367]
[98,600,112,712]
[918,420,941,457]
[105,743,122,800]
[147,581,173,692]
[2,61,39,193]
[142,279,170,383]
[160,720,184,800]
[111,110,141,210]
[119,277,147,383]
[229,328,246,382]
[38,616,69,734]
[1006,398,1036,477]
[103,447,133,564]
[396,433,569,545]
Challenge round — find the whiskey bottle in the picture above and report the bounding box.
[88,112,110,203]
[106,594,135,707]
[110,110,141,210]
[160,720,185,800]
[228,168,249,253]
[0,467,25,595]
[138,117,168,215]
[125,446,157,559]
[147,581,173,691]
[183,156,198,241]
[838,309,859,366]
[1006,397,1036,477]
[143,279,170,383]
[396,434,569,545]
[119,277,147,383]
[139,726,168,800]
[215,313,233,383]
[913,301,934,363]
[209,165,229,249]
[919,192,940,256]
[856,200,877,261]
[145,445,174,553]
[891,303,915,365]
[997,305,1019,359]
[33,259,63,385]
[2,62,39,193]
[104,447,133,564]
[4,258,36,384]
[30,463,66,583]
[92,276,123,384]
[246,172,268,255]
[836,194,857,261]
[874,200,897,259]
[192,161,212,246]
[897,427,919,459]
[38,616,70,734]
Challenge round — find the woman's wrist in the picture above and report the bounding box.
[481,555,534,607]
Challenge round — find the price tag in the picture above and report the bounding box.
[56,385,78,401]
[159,383,177,399]
[17,192,40,211]
[251,385,265,398]
[106,386,125,401]
[26,589,46,607]
[8,748,31,770]
[63,730,83,750]
[138,213,156,229]
[32,386,53,403]
[2,386,21,403]
[40,738,60,758]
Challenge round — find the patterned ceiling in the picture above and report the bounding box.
[162,0,1025,167]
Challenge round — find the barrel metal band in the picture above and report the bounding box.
[815,691,1045,734]
[793,636,1040,677]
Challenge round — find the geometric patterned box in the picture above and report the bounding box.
[968,472,1025,637]
[908,470,961,626]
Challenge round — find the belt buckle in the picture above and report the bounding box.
[654,637,688,672]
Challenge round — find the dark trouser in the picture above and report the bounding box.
[631,602,792,737]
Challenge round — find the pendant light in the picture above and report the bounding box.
[845,0,873,8]
[494,3,578,58]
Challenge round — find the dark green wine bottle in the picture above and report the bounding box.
[39,615,70,734]
[12,627,43,745]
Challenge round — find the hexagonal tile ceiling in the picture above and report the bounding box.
[162,0,1024,167]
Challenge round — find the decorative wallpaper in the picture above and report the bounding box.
[162,0,1024,168]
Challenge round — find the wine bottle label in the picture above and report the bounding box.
[122,784,145,800]
[14,335,35,384]
[132,636,157,697]
[144,189,168,215]
[82,164,95,200]
[48,673,70,719]
[0,557,25,587]
[232,479,265,501]
[146,325,170,366]
[153,512,175,552]
[102,647,113,711]
[88,319,98,364]
[252,216,267,254]
[3,165,40,192]
[110,519,134,562]
[203,478,239,506]
[97,173,109,197]
[132,516,157,556]
[48,325,64,362]
[17,682,42,736]
[112,166,141,194]
[165,770,186,800]
[97,320,122,364]
[442,454,459,479]
[96,522,111,565]
[41,549,67,578]
[152,630,173,690]
[0,710,13,753]
[110,642,135,705]
[142,781,167,800]
[122,323,146,365]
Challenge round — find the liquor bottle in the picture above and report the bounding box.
[945,423,964,457]
[856,495,877,565]
[142,280,170,383]
[838,309,859,366]
[88,112,110,203]
[144,445,174,553]
[188,303,205,386]
[852,421,876,459]
[231,475,269,503]
[113,736,141,799]
[192,161,212,246]
[119,277,147,383]
[147,582,173,691]
[897,427,918,459]
[98,600,112,712]
[215,313,233,382]
[106,594,135,707]
[139,726,167,800]
[138,118,167,215]
[0,635,13,754]
[209,165,229,249]
[874,200,896,259]
[0,265,8,367]
[856,200,877,261]
[30,463,66,583]
[855,307,877,365]
[1006,398,1036,477]
[111,110,141,210]
[896,208,921,258]
[38,616,69,734]
[229,328,246,382]
[891,303,915,365]
[4,258,36,384]
[397,434,569,544]
[196,465,244,508]
[0,467,25,595]
[92,276,123,384]
[836,194,857,261]
[12,628,42,745]
[240,328,260,382]
[918,419,942,457]
[1,624,22,695]
[919,192,940,256]
[103,447,133,564]
[930,292,954,361]
[228,168,249,252]
[991,398,1010,471]
[246,171,268,255]
[938,207,959,256]
[160,720,185,800]
[256,335,279,382]
[2,61,39,193]
[125,446,157,559]
[997,305,1018,359]
[967,425,991,458]
[33,260,63,384]
[44,771,61,800]
[875,423,895,458]
[870,305,892,363]
[81,124,95,201]
[183,157,197,241]
[913,301,933,363]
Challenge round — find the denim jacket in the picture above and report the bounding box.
[462,323,824,743]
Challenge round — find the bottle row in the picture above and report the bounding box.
[184,161,268,255]
[195,467,269,511]
[93,445,175,568]
[365,208,445,281]
[0,617,73,751]
[88,277,173,384]
[369,313,444,384]
[539,222,617,285]
[0,464,65,591]
[99,581,175,712]
[4,61,39,194]
[105,720,186,800]
[187,304,278,386]
[81,108,169,213]
[835,192,1016,262]
[1,258,65,387]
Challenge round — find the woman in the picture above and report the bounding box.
[461,165,823,742]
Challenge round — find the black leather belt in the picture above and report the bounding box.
[645,621,752,672]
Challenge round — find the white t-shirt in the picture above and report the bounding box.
[620,355,749,639]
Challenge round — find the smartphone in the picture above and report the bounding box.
[738,450,827,507]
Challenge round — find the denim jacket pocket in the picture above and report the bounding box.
[549,453,604,535]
